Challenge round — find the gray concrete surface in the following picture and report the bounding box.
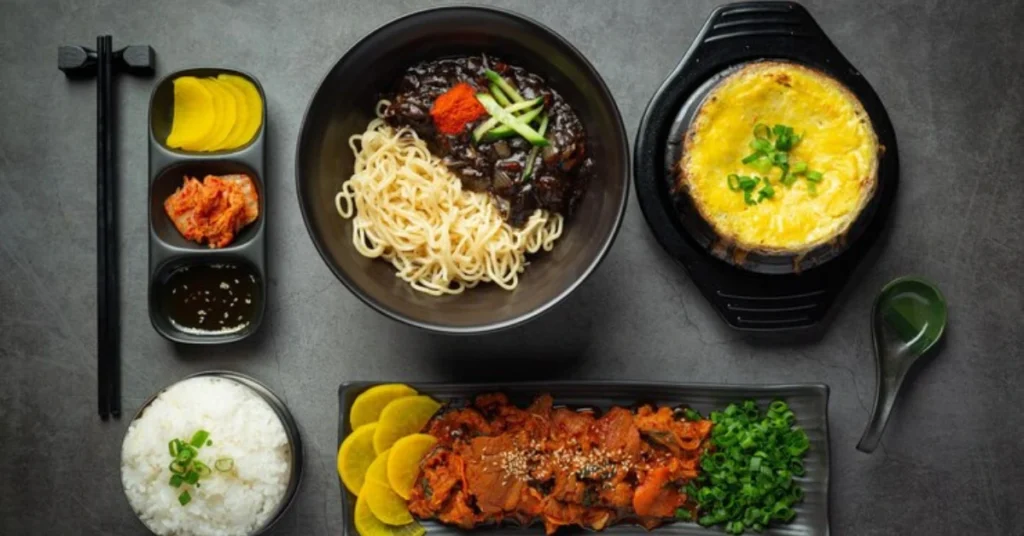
[1,0,1022,534]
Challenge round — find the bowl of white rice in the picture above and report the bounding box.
[121,372,302,536]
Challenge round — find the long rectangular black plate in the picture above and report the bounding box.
[146,67,268,344]
[338,381,831,536]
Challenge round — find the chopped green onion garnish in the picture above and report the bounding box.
[215,458,234,472]
[691,400,809,534]
[684,408,702,421]
[193,460,212,477]
[732,123,820,204]
[727,174,741,191]
[190,430,210,449]
[176,446,196,463]
[167,431,220,506]
[751,158,772,174]
[741,152,764,165]
[749,139,772,153]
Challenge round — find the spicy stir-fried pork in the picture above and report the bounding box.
[408,394,712,534]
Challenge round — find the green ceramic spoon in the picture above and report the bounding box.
[857,276,947,453]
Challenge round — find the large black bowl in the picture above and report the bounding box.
[296,6,628,334]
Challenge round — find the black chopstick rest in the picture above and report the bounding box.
[58,36,155,420]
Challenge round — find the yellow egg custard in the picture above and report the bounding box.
[679,61,878,255]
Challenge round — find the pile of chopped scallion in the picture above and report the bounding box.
[473,69,549,182]
[681,400,810,534]
[728,123,824,205]
[167,430,234,506]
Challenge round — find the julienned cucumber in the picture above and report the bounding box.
[473,95,548,146]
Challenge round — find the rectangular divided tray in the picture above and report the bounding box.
[147,68,268,344]
[338,381,832,536]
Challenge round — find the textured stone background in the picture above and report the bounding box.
[1,1,1022,534]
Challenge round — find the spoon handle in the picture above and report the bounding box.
[856,345,913,453]
[851,373,909,452]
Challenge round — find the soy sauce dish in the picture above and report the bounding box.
[153,262,263,336]
[121,372,302,536]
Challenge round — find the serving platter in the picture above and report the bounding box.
[146,68,269,343]
[634,2,899,332]
[338,381,831,536]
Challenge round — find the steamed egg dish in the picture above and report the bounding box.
[679,61,878,255]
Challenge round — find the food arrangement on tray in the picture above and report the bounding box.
[53,3,946,536]
[337,383,830,536]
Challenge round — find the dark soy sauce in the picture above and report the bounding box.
[157,263,261,334]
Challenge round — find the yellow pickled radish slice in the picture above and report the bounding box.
[354,492,424,536]
[363,449,413,525]
[166,76,215,150]
[190,78,225,150]
[373,396,442,454]
[350,384,418,429]
[387,434,437,500]
[337,422,378,494]
[218,74,262,147]
[197,78,235,151]
[216,78,250,150]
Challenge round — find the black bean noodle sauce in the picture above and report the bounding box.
[383,55,594,227]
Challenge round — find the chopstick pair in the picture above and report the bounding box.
[59,36,155,419]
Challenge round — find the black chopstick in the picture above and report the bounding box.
[96,35,120,419]
[103,34,121,419]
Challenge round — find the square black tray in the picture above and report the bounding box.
[337,381,831,536]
